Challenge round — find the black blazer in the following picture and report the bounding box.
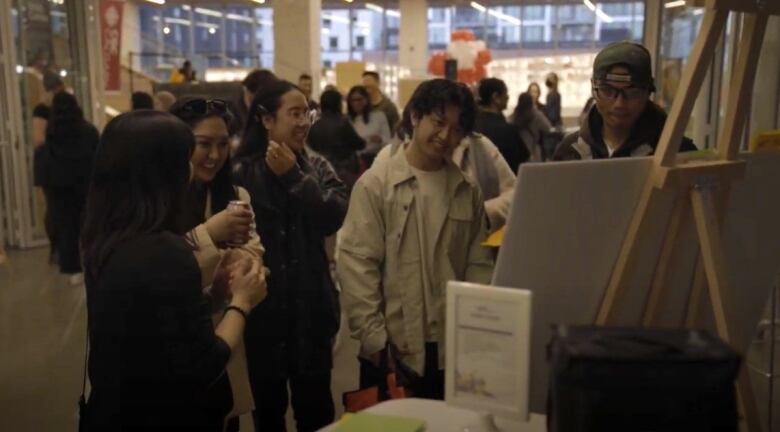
[84,232,232,431]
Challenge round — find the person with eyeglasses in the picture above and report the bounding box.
[232,80,347,432]
[170,97,267,430]
[554,41,697,161]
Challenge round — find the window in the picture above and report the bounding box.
[523,26,544,42]
[356,35,365,49]
[329,37,338,49]
[522,6,545,21]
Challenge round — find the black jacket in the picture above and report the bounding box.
[307,112,366,190]
[34,121,98,192]
[85,232,232,431]
[475,109,530,174]
[233,150,347,379]
[554,102,697,161]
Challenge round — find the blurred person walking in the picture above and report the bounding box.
[510,92,552,162]
[362,71,400,132]
[545,72,562,128]
[34,92,97,284]
[528,81,546,113]
[475,78,529,174]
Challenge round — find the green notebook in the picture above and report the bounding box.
[335,412,426,432]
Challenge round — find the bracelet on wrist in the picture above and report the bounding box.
[224,305,248,321]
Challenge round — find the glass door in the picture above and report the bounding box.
[0,0,94,248]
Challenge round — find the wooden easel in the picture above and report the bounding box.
[594,1,779,431]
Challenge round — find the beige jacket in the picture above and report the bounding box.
[376,134,516,232]
[337,147,494,375]
[186,186,263,419]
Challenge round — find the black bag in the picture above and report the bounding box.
[547,325,741,432]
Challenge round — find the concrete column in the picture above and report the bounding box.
[750,15,780,134]
[273,0,320,89]
[399,0,427,76]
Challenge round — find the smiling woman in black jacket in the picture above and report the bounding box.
[80,111,267,431]
[233,80,348,432]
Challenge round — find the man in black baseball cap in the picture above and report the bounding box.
[554,41,696,160]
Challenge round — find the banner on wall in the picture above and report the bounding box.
[100,0,123,92]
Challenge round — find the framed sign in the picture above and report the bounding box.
[445,281,532,422]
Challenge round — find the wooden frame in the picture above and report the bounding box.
[595,1,775,430]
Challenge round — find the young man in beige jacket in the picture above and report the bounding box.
[337,79,495,399]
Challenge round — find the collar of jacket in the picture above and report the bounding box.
[388,140,469,196]
[579,100,667,158]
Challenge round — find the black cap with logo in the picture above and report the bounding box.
[592,41,656,92]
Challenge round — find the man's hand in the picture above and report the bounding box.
[265,140,297,177]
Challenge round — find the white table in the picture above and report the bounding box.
[319,398,546,432]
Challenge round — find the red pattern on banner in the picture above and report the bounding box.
[100,0,123,92]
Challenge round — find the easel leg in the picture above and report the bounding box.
[691,187,761,432]
[643,191,689,326]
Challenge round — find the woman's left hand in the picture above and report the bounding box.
[266,140,297,177]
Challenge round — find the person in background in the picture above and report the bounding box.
[298,73,320,111]
[307,89,366,192]
[362,71,400,132]
[554,41,697,161]
[475,77,529,174]
[170,97,265,432]
[233,80,347,432]
[170,60,196,83]
[153,90,177,112]
[241,69,277,111]
[81,110,267,431]
[510,92,552,162]
[33,92,98,285]
[131,91,155,110]
[31,70,66,264]
[347,85,391,169]
[528,81,546,114]
[32,70,66,147]
[338,79,494,401]
[545,72,562,128]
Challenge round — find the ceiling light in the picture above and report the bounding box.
[144,0,165,4]
[15,65,24,74]
[59,69,68,77]
[470,1,486,12]
[163,26,171,34]
[583,1,614,23]
[209,27,216,34]
[386,10,400,18]
[665,1,687,8]
[693,8,704,14]
[487,9,521,25]
[195,7,222,18]
[366,3,384,13]
[251,0,266,4]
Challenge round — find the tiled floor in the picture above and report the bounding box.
[0,246,360,431]
[2,246,780,431]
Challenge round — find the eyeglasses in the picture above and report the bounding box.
[174,99,228,117]
[593,85,648,101]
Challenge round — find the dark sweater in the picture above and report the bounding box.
[475,109,530,174]
[84,232,232,431]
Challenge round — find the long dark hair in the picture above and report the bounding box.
[46,91,84,144]
[81,111,194,279]
[235,79,301,161]
[346,85,371,124]
[169,97,237,219]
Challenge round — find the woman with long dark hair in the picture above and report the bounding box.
[81,111,267,431]
[34,91,97,284]
[346,85,390,168]
[170,97,264,428]
[233,80,347,432]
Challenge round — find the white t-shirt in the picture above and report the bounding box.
[410,166,449,341]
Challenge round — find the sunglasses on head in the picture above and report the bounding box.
[175,99,228,117]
